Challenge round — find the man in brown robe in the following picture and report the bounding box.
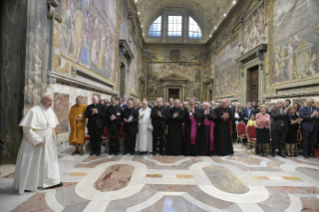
[69,96,87,155]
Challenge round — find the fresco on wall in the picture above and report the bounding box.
[215,36,240,97]
[54,93,69,135]
[209,53,215,78]
[120,4,130,40]
[129,36,139,94]
[242,3,267,54]
[147,63,201,98]
[61,0,117,81]
[272,0,319,84]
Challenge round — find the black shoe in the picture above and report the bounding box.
[90,151,95,156]
[47,182,63,189]
[272,151,276,157]
[259,152,263,157]
[152,151,157,156]
[114,152,119,156]
[279,153,286,158]
[130,151,135,155]
[24,190,32,192]
[146,151,151,155]
[95,152,101,156]
[160,151,165,155]
[123,151,128,155]
[262,153,267,157]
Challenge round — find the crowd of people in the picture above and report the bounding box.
[69,96,319,159]
[13,94,318,194]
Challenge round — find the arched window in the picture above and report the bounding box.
[168,16,183,38]
[148,16,162,38]
[189,17,202,39]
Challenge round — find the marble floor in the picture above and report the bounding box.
[0,144,319,212]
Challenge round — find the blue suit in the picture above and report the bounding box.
[241,107,255,125]
[299,106,319,155]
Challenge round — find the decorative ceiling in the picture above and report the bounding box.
[135,0,234,36]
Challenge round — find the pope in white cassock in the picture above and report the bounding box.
[135,100,153,153]
[14,94,62,194]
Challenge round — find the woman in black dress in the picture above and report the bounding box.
[256,105,271,157]
[285,107,302,157]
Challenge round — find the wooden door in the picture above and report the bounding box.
[250,69,259,101]
[168,89,180,100]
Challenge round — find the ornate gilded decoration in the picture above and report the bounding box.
[170,50,180,62]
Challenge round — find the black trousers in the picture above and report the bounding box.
[152,124,165,152]
[302,128,317,155]
[124,130,136,152]
[271,127,287,152]
[89,127,103,153]
[108,128,119,154]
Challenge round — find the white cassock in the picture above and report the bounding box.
[135,107,153,152]
[14,104,60,194]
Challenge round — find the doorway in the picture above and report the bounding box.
[168,88,180,101]
[249,67,259,102]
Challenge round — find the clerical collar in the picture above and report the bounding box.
[40,104,49,111]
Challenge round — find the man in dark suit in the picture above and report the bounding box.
[299,98,318,158]
[122,100,139,155]
[270,99,291,157]
[85,96,106,156]
[151,97,167,155]
[241,102,254,125]
[106,97,122,155]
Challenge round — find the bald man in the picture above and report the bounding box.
[214,99,234,156]
[14,95,62,194]
[85,96,106,156]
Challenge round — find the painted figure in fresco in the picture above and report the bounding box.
[70,9,84,62]
[257,7,265,36]
[285,40,294,81]
[80,28,89,64]
[309,54,319,76]
[279,44,287,82]
[273,46,281,82]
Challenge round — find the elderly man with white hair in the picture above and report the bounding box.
[199,102,216,156]
[214,99,234,156]
[14,94,62,194]
[299,98,319,158]
[151,97,167,155]
[270,99,291,157]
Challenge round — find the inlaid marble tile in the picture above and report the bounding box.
[281,176,301,180]
[203,165,249,194]
[106,185,157,211]
[141,195,207,212]
[3,172,15,178]
[69,172,88,176]
[151,184,195,192]
[149,155,186,164]
[94,164,134,192]
[300,197,319,211]
[61,147,76,153]
[146,174,163,178]
[74,158,117,168]
[296,167,319,182]
[11,193,51,212]
[176,175,193,178]
[56,183,90,207]
[251,176,270,180]
[81,154,109,162]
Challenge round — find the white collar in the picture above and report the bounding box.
[40,104,49,111]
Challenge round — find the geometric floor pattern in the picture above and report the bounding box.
[0,144,319,212]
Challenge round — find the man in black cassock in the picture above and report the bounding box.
[199,102,216,156]
[183,98,201,156]
[214,99,234,156]
[166,99,184,155]
[106,97,122,155]
[122,100,138,155]
[151,97,167,155]
[85,96,106,156]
